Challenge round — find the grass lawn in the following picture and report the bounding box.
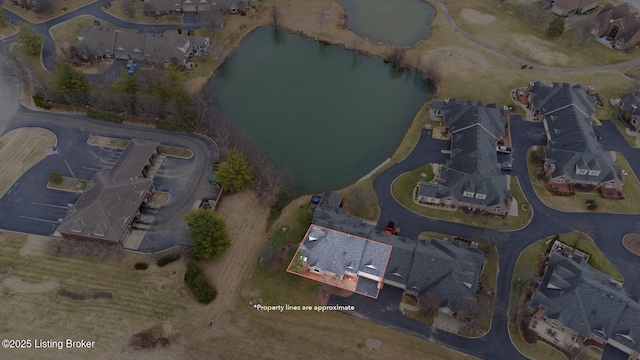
[508,324,566,360]
[0,22,18,38]
[478,243,498,294]
[103,0,182,24]
[0,232,189,360]
[526,148,640,214]
[419,231,452,240]
[2,0,96,23]
[444,0,634,68]
[392,172,531,230]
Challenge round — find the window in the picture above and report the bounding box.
[463,191,474,198]
[445,199,452,205]
[557,178,565,184]
[493,207,501,213]
[605,182,614,188]
[475,193,487,200]
[588,170,600,176]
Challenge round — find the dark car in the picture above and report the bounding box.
[384,221,396,235]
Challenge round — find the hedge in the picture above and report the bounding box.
[184,260,217,304]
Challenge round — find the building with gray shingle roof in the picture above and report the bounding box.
[56,140,159,245]
[292,225,392,299]
[617,93,640,132]
[527,82,624,198]
[74,26,210,64]
[420,99,511,216]
[301,191,485,309]
[530,252,640,359]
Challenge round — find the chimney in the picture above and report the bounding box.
[503,105,509,115]
[528,82,535,91]
[587,85,595,95]
[444,97,450,105]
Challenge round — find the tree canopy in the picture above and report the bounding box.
[52,63,90,104]
[184,209,230,260]
[17,24,43,55]
[216,148,253,192]
[546,16,565,38]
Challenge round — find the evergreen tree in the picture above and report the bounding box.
[546,16,565,38]
[184,209,230,260]
[215,148,253,192]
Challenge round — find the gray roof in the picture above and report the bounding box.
[531,82,623,185]
[57,172,153,242]
[57,140,157,242]
[312,191,375,238]
[109,139,158,180]
[75,26,210,63]
[531,252,640,352]
[310,191,485,306]
[530,82,595,119]
[300,225,392,281]
[424,99,510,210]
[620,93,640,116]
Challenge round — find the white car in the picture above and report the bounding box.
[497,146,512,154]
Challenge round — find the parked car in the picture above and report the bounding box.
[384,221,396,235]
[128,62,139,75]
[499,162,513,170]
[497,145,512,154]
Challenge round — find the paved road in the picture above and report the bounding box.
[0,43,23,134]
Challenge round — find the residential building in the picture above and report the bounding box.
[291,225,392,299]
[422,98,512,216]
[74,26,210,64]
[526,82,624,199]
[530,252,640,359]
[551,0,598,16]
[379,234,484,314]
[143,0,215,16]
[290,191,485,312]
[591,3,640,51]
[617,93,640,132]
[56,140,160,245]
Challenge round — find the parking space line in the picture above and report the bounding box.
[20,216,59,224]
[82,167,100,171]
[31,202,69,209]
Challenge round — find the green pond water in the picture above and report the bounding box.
[208,27,433,194]
[337,0,435,46]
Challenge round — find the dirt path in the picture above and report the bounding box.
[0,127,57,199]
[202,191,269,319]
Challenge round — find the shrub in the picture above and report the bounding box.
[33,94,51,109]
[87,110,123,123]
[156,122,194,132]
[586,199,598,210]
[134,262,149,270]
[49,171,63,185]
[157,253,180,267]
[184,260,217,304]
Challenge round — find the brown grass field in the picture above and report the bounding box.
[0,128,56,199]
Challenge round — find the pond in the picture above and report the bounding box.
[336,0,436,47]
[207,27,433,194]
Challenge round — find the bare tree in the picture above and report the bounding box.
[572,220,595,245]
[347,185,370,216]
[388,47,406,69]
[272,4,279,26]
[122,0,136,19]
[454,297,476,319]
[418,293,440,319]
[418,56,442,86]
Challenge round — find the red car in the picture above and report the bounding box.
[384,221,396,235]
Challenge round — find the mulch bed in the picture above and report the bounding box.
[622,233,640,256]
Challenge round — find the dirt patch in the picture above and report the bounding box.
[460,9,495,25]
[150,191,171,205]
[58,288,114,300]
[201,190,269,319]
[0,127,57,199]
[622,233,640,256]
[0,266,11,275]
[513,35,570,66]
[129,324,178,350]
[421,46,492,78]
[3,276,59,293]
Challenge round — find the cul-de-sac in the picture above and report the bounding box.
[1,0,640,359]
